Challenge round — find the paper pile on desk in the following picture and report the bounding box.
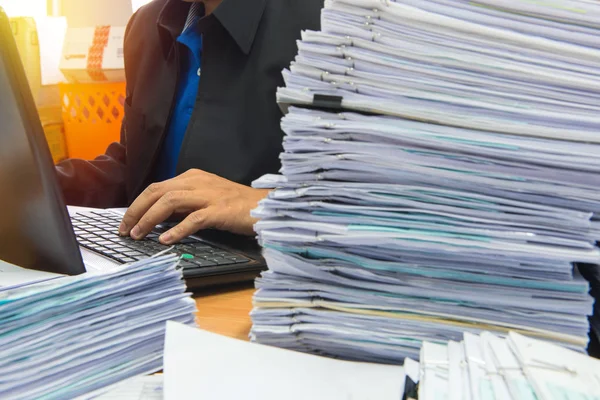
[419,331,600,399]
[250,0,600,364]
[0,254,196,400]
[97,324,600,399]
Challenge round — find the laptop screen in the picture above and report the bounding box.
[0,9,85,275]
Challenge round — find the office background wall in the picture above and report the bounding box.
[3,0,149,24]
[0,0,47,18]
[59,0,132,26]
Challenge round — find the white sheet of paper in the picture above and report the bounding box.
[0,260,62,290]
[404,357,420,383]
[163,321,405,400]
[77,375,163,400]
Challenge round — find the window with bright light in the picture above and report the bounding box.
[132,0,153,12]
[0,0,47,18]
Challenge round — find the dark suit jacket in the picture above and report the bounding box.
[56,0,322,208]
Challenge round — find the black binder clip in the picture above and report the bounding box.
[312,94,343,110]
[403,376,418,400]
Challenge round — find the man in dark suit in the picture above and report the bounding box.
[56,0,322,244]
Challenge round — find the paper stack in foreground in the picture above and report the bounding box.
[0,254,196,400]
[250,0,600,363]
[418,331,600,400]
[96,325,600,400]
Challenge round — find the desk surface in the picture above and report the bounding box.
[193,283,255,341]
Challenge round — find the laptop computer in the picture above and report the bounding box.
[0,8,266,289]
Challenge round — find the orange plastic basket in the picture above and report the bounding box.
[60,82,126,160]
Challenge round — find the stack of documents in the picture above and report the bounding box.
[96,324,600,399]
[419,331,600,399]
[250,0,600,364]
[0,255,196,400]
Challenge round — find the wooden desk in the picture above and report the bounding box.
[193,283,255,341]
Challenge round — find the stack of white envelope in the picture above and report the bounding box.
[0,255,196,400]
[249,0,600,364]
[419,331,600,399]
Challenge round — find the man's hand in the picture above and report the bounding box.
[118,169,269,244]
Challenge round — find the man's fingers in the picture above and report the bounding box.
[158,209,216,244]
[119,180,191,235]
[128,190,206,239]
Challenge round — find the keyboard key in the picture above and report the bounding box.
[113,237,136,245]
[212,252,230,257]
[226,255,251,263]
[177,237,199,244]
[206,258,233,266]
[191,259,216,267]
[136,243,157,251]
[124,251,145,257]
[182,244,212,252]
[141,243,166,252]
[191,250,217,259]
[92,211,117,218]
[177,261,196,269]
[136,243,166,253]
[107,245,129,252]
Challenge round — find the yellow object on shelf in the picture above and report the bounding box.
[38,104,62,125]
[60,82,125,160]
[43,123,68,164]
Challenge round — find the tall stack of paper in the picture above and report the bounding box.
[418,331,600,399]
[250,0,600,364]
[0,255,196,400]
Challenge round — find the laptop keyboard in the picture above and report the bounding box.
[71,211,250,269]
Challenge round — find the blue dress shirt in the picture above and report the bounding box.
[155,17,203,182]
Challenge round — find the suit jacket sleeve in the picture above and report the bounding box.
[55,11,139,209]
